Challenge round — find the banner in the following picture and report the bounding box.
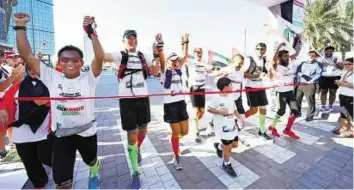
[292,0,305,28]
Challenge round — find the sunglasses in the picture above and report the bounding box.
[194,51,202,54]
[59,57,82,63]
[344,63,353,65]
[256,48,265,51]
[8,56,20,59]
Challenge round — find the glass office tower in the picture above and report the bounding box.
[7,0,54,55]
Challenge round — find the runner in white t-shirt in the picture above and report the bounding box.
[333,58,353,137]
[161,45,190,171]
[241,43,273,140]
[103,31,161,188]
[12,13,104,189]
[0,64,52,188]
[268,43,301,139]
[319,45,342,112]
[182,45,212,143]
[208,77,240,178]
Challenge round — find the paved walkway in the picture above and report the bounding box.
[0,72,352,189]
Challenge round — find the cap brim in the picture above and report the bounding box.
[167,55,179,62]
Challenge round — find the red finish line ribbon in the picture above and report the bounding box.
[13,83,312,101]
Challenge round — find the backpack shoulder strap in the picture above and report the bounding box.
[137,51,146,65]
[120,50,129,65]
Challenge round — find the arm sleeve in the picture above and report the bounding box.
[163,70,173,89]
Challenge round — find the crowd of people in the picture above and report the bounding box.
[0,12,352,189]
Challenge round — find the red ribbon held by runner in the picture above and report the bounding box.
[14,83,311,101]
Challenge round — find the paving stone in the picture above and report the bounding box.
[73,178,88,189]
[163,179,181,189]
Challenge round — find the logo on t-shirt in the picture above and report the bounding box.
[57,104,84,116]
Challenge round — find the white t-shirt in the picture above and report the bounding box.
[339,71,353,97]
[208,95,238,140]
[112,51,152,97]
[184,59,211,88]
[217,66,244,100]
[12,89,50,143]
[242,56,268,88]
[40,63,98,137]
[275,63,297,92]
[321,56,341,77]
[0,65,13,98]
[161,69,185,104]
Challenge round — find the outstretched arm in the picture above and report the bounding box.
[180,34,189,66]
[14,13,40,75]
[83,16,105,77]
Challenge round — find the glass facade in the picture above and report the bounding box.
[7,0,54,55]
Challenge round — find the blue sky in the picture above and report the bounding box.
[53,0,273,58]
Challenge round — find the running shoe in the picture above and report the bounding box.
[222,163,237,177]
[195,135,202,143]
[88,159,100,189]
[268,126,280,137]
[258,130,273,140]
[130,172,141,189]
[0,148,21,164]
[213,143,223,158]
[138,150,142,166]
[0,150,7,159]
[173,156,183,170]
[283,130,300,139]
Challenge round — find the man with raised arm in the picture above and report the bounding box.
[103,31,160,189]
[14,13,104,189]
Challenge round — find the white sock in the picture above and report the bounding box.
[223,160,231,165]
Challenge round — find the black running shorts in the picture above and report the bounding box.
[52,134,97,186]
[119,97,151,131]
[221,136,239,145]
[246,88,268,107]
[190,87,206,108]
[163,100,189,123]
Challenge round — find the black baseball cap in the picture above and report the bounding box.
[256,42,267,49]
[123,30,137,38]
[216,77,232,91]
[325,45,335,51]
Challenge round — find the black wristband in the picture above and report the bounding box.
[13,26,26,31]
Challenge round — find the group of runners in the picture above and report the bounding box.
[0,12,352,189]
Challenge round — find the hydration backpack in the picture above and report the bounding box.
[245,56,267,74]
[117,50,149,80]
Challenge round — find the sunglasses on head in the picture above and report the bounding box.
[59,57,82,63]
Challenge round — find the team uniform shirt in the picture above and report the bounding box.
[184,59,212,89]
[321,56,341,77]
[13,89,50,143]
[161,69,185,104]
[0,65,13,98]
[112,52,152,97]
[218,66,244,100]
[208,95,238,140]
[339,71,353,97]
[40,63,98,137]
[241,56,268,88]
[275,63,297,92]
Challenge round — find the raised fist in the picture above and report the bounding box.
[13,13,30,26]
[182,34,189,43]
[154,33,164,51]
[83,16,97,38]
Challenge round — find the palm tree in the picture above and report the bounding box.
[303,0,353,59]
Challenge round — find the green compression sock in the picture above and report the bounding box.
[259,114,266,133]
[89,158,100,178]
[128,143,139,175]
